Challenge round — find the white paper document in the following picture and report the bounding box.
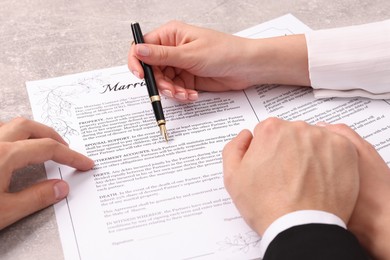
[26,14,390,260]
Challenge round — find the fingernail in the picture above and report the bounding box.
[88,159,95,169]
[174,92,187,100]
[316,121,329,127]
[132,70,140,79]
[188,93,199,101]
[161,89,173,98]
[54,181,68,200]
[136,45,150,56]
[82,157,95,170]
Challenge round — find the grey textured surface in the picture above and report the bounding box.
[0,0,389,259]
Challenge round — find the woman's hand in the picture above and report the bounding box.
[128,21,310,102]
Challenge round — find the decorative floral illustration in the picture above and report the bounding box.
[217,231,261,253]
[34,74,104,142]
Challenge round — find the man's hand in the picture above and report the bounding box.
[222,118,360,236]
[321,122,390,260]
[0,117,94,230]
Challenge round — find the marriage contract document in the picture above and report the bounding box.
[27,14,390,260]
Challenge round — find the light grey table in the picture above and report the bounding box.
[0,1,389,259]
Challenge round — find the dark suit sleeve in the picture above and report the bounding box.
[263,224,369,260]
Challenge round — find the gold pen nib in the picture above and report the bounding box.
[159,124,168,142]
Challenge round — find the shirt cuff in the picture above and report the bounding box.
[313,88,390,100]
[306,19,390,99]
[259,210,346,259]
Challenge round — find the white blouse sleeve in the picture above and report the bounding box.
[305,19,390,99]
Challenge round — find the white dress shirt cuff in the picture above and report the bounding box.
[259,210,346,259]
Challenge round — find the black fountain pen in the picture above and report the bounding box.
[131,22,168,142]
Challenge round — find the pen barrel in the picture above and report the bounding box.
[131,22,166,129]
[151,100,165,123]
[131,23,145,44]
[143,63,164,123]
[143,64,159,96]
